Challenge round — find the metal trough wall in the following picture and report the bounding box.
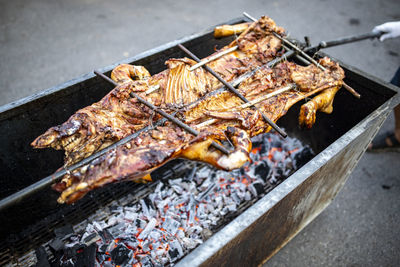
[178,98,392,267]
[0,17,398,265]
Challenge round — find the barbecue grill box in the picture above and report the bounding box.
[0,17,398,266]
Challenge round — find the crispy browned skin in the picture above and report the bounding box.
[54,57,344,204]
[31,16,284,166]
[31,16,346,204]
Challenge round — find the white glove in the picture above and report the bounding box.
[373,21,400,41]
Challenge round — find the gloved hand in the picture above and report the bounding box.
[373,21,400,41]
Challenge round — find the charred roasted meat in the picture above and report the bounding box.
[53,57,344,204]
[32,16,285,166]
[31,16,346,203]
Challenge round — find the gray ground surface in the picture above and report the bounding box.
[1,0,399,266]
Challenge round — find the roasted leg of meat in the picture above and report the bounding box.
[32,16,285,166]
[52,57,344,204]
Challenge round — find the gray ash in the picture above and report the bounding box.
[43,131,313,266]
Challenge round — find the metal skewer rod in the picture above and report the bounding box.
[317,32,382,49]
[189,46,238,71]
[239,84,296,109]
[177,44,287,138]
[244,12,326,70]
[244,12,361,99]
[280,41,360,98]
[242,12,257,22]
[94,70,230,154]
[195,84,296,128]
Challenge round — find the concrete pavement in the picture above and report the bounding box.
[0,0,399,266]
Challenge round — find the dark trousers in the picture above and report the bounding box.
[391,67,400,86]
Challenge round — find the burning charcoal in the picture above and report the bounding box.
[188,225,203,235]
[184,164,197,182]
[145,196,157,210]
[128,256,139,265]
[126,240,139,249]
[35,246,50,267]
[124,211,138,221]
[168,240,184,262]
[149,230,162,241]
[140,199,150,217]
[106,215,119,227]
[197,183,217,202]
[188,210,196,225]
[81,233,100,246]
[71,131,311,267]
[176,228,185,239]
[182,237,203,249]
[273,150,285,162]
[199,176,213,191]
[293,146,314,169]
[196,166,210,179]
[98,228,114,243]
[269,175,278,184]
[136,218,147,229]
[244,191,251,201]
[220,207,228,216]
[140,256,154,267]
[186,194,196,212]
[275,167,284,178]
[230,192,241,205]
[60,244,85,266]
[124,205,139,212]
[103,261,113,267]
[155,182,164,193]
[255,161,271,181]
[196,203,206,219]
[172,184,184,195]
[76,243,97,267]
[227,203,237,212]
[96,251,107,264]
[155,247,166,257]
[111,244,132,265]
[163,217,180,235]
[110,205,123,213]
[92,221,104,232]
[142,239,151,252]
[206,203,215,212]
[249,182,264,196]
[48,237,64,253]
[138,218,157,239]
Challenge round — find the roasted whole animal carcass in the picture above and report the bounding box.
[32,17,345,203]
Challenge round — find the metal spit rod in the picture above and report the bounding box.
[243,12,361,99]
[177,44,287,138]
[316,32,382,50]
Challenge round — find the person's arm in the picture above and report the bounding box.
[373,21,400,41]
